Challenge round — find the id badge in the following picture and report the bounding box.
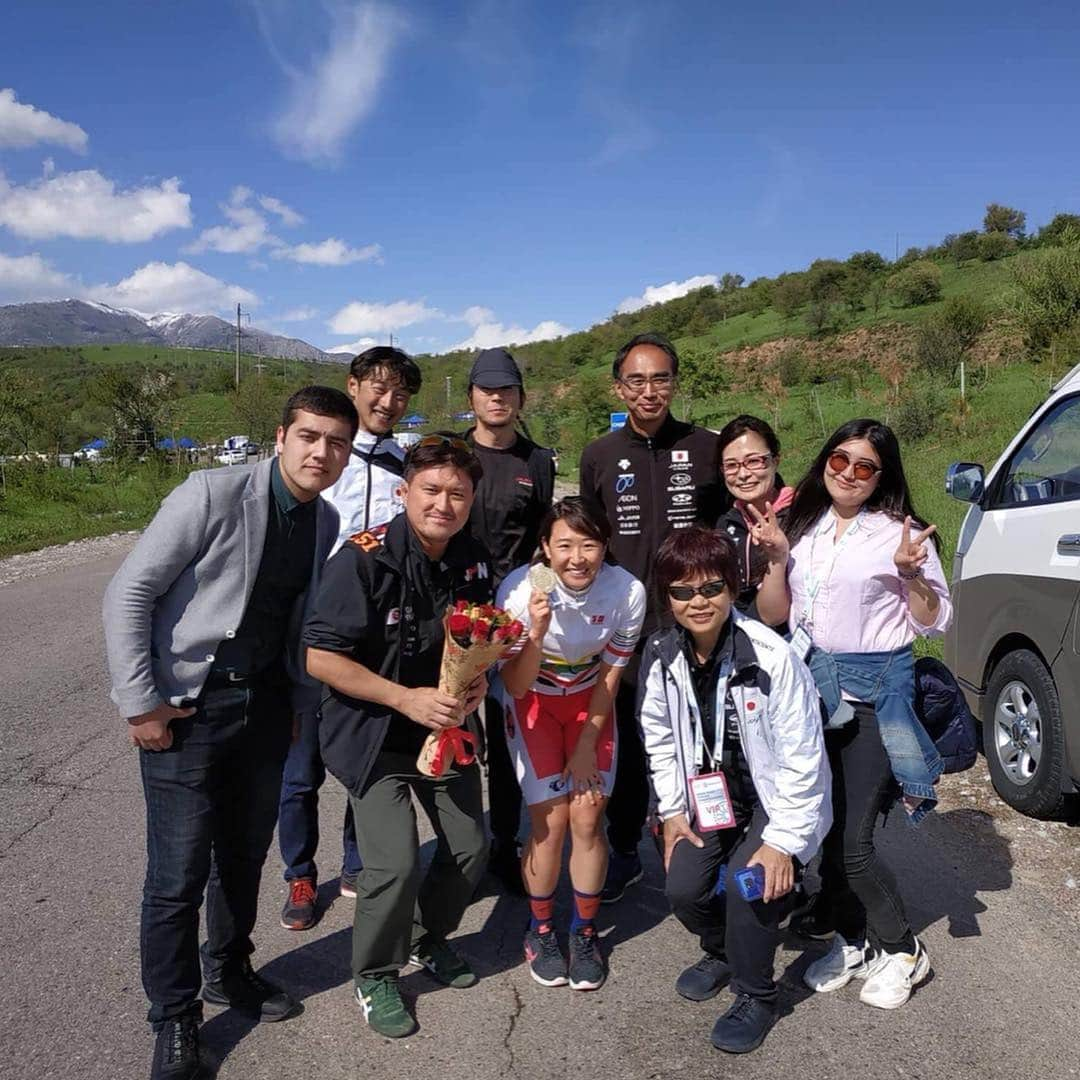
[790,621,813,660]
[689,771,736,831]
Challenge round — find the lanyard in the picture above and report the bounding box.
[691,665,732,771]
[800,509,865,628]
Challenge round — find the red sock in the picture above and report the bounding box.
[529,892,555,932]
[571,889,601,933]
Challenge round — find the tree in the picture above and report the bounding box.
[846,250,887,274]
[915,295,989,377]
[772,275,807,320]
[977,231,1015,261]
[947,230,980,265]
[90,369,179,457]
[886,261,942,307]
[719,273,745,293]
[983,202,1026,238]
[231,375,283,446]
[841,266,873,314]
[1035,213,1080,247]
[1013,238,1080,354]
[0,368,40,454]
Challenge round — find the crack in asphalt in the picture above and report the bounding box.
[498,982,524,1078]
[0,782,77,859]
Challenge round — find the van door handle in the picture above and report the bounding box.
[1058,534,1080,555]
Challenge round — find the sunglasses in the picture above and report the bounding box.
[412,434,472,453]
[667,580,727,602]
[827,449,881,482]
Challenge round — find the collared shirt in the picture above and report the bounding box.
[321,428,405,555]
[213,458,317,676]
[788,509,952,655]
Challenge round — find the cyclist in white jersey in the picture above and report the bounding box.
[497,497,646,992]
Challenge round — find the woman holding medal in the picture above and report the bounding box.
[638,526,830,1054]
[496,497,646,992]
[782,418,951,1011]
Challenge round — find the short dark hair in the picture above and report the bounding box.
[281,385,359,439]
[403,431,483,488]
[718,414,781,458]
[654,526,739,604]
[349,345,422,396]
[538,496,611,556]
[612,332,680,380]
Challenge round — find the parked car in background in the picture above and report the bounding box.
[215,448,248,465]
[394,431,422,451]
[945,361,1080,818]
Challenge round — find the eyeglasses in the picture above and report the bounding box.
[721,453,773,475]
[826,449,881,481]
[618,373,675,394]
[667,580,727,602]
[414,434,471,453]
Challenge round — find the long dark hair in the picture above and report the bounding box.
[785,418,939,549]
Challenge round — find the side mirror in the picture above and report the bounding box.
[945,462,984,503]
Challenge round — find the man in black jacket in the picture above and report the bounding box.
[462,347,555,893]
[579,332,726,902]
[304,435,492,1040]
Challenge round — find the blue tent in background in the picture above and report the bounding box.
[157,436,200,450]
[401,413,427,428]
[452,410,475,423]
[81,438,107,451]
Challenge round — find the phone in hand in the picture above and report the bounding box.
[734,864,766,902]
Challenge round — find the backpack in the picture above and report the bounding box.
[914,656,978,774]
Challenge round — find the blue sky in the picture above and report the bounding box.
[1,0,1078,354]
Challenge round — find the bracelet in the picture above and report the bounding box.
[897,567,922,581]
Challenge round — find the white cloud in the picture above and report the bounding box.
[184,186,274,255]
[276,305,319,322]
[258,194,304,226]
[0,251,76,302]
[452,317,571,352]
[259,1,408,163]
[0,88,88,153]
[87,261,257,316]
[616,274,719,315]
[326,336,379,354]
[328,298,439,335]
[0,169,191,243]
[462,305,495,326]
[274,237,382,266]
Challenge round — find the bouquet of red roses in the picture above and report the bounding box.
[416,601,524,777]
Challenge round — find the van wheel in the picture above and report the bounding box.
[983,649,1066,819]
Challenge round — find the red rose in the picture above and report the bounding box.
[470,619,491,644]
[448,613,472,646]
[453,599,470,614]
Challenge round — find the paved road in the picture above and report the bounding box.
[2,536,1079,1080]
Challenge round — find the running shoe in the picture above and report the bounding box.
[859,938,930,1009]
[675,954,731,1001]
[600,851,643,905]
[280,876,317,931]
[523,926,568,987]
[355,975,417,1039]
[409,934,478,988]
[710,993,777,1054]
[568,928,605,991]
[803,933,877,993]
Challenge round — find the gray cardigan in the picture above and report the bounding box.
[102,457,338,718]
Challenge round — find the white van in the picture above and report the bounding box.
[945,362,1080,817]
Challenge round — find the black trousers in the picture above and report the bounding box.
[819,702,915,953]
[665,804,786,1002]
[606,661,650,855]
[138,672,292,1027]
[483,693,521,848]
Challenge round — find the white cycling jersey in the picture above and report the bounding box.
[321,429,405,554]
[497,561,646,695]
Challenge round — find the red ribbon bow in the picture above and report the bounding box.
[427,727,476,777]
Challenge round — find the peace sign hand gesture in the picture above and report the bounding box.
[894,516,937,578]
[746,501,789,564]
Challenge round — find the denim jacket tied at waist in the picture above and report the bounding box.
[806,644,942,824]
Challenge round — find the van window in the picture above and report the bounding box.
[991,394,1080,508]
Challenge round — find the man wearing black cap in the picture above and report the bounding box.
[463,347,556,893]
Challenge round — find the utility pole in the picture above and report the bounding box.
[235,303,251,388]
[445,375,451,408]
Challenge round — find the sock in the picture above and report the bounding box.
[570,889,601,934]
[528,891,555,932]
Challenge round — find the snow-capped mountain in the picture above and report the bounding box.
[0,300,337,362]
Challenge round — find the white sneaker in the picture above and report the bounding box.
[804,934,877,992]
[859,938,931,1009]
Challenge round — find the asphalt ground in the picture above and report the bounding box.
[2,534,1079,1080]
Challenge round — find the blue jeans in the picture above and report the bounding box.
[139,673,292,1027]
[278,709,361,882]
[806,645,942,822]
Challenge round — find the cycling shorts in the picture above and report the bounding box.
[503,684,617,806]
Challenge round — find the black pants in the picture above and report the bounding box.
[819,702,915,953]
[665,804,785,1002]
[138,673,292,1027]
[483,693,521,849]
[606,662,650,855]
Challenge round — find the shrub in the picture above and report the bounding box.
[775,348,805,387]
[893,384,942,442]
[886,261,943,307]
[977,231,1015,261]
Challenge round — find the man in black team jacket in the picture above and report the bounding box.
[462,347,555,893]
[304,436,493,1039]
[579,332,726,902]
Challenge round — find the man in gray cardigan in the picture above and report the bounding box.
[103,385,356,1080]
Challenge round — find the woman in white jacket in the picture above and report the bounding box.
[638,525,831,1055]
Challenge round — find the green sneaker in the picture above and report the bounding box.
[355,975,417,1038]
[408,934,478,988]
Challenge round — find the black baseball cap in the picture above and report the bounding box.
[468,347,523,389]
